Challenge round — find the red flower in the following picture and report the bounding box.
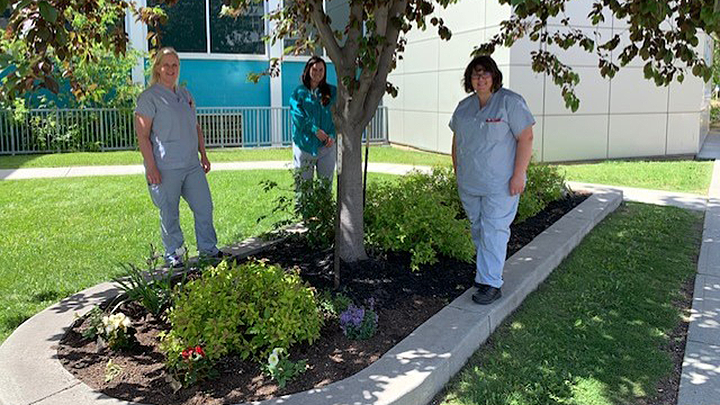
[194,346,205,358]
[181,348,191,360]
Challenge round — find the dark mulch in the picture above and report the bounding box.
[59,193,589,405]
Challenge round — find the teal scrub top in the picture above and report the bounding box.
[135,84,199,170]
[290,84,336,156]
[449,88,535,196]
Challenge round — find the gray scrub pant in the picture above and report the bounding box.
[148,164,219,260]
[459,192,520,288]
[293,143,336,184]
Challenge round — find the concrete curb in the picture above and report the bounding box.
[0,189,622,405]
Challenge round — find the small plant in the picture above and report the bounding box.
[164,345,217,390]
[113,245,180,317]
[258,168,336,249]
[104,359,123,383]
[101,312,136,350]
[81,306,105,340]
[516,161,567,223]
[317,290,352,316]
[265,347,307,389]
[339,299,379,341]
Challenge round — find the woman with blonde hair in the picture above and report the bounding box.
[134,47,226,267]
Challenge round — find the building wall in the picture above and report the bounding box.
[385,0,712,162]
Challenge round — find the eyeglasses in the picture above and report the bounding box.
[471,71,492,80]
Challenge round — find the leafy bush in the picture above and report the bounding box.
[161,260,322,362]
[516,162,567,223]
[258,170,336,249]
[364,167,475,270]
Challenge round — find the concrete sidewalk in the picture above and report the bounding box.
[678,159,720,405]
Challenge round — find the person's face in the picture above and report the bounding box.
[309,62,325,87]
[158,54,180,87]
[471,66,493,94]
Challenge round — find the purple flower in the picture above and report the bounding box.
[339,305,365,334]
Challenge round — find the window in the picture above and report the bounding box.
[209,0,264,54]
[148,0,265,55]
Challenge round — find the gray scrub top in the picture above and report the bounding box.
[449,88,535,196]
[135,84,199,170]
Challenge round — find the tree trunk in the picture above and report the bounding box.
[335,120,368,263]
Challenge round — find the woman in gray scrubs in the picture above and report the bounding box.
[449,55,535,305]
[134,47,224,268]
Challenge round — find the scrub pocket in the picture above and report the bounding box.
[485,121,510,143]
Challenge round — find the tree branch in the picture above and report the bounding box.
[307,0,343,65]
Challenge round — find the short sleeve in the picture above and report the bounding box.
[448,109,458,133]
[135,91,156,119]
[507,97,535,139]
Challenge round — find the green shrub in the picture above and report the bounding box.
[161,260,322,362]
[258,170,335,249]
[364,167,475,271]
[516,162,567,223]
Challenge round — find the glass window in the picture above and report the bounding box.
[209,0,265,54]
[148,0,207,53]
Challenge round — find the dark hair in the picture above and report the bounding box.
[462,55,503,93]
[302,56,332,106]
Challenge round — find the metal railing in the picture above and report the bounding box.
[0,106,388,155]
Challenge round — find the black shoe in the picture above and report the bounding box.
[472,286,502,305]
[200,250,233,261]
[473,281,492,292]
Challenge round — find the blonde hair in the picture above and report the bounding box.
[149,47,180,87]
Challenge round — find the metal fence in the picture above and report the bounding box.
[0,106,388,155]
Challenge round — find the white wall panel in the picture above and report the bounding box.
[388,108,405,145]
[544,67,610,115]
[484,0,511,27]
[439,0,485,34]
[439,30,483,71]
[666,113,700,155]
[506,66,545,116]
[610,67,668,114]
[438,70,467,114]
[385,74,404,110]
[608,114,666,158]
[404,73,439,111]
[531,116,544,160]
[543,115,609,162]
[546,27,612,67]
[402,39,439,74]
[437,112,454,154]
[403,111,438,151]
[548,0,612,29]
[669,77,703,112]
[508,35,543,66]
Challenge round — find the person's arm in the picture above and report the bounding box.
[509,125,534,195]
[451,132,458,176]
[135,113,161,184]
[197,123,211,173]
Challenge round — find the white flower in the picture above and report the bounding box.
[101,313,131,334]
[268,347,283,368]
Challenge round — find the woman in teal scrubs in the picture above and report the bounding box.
[449,55,535,305]
[290,56,337,185]
[134,47,224,268]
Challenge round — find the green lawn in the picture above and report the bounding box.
[438,203,702,405]
[0,170,395,343]
[558,160,713,195]
[0,145,452,169]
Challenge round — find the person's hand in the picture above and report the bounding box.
[201,155,211,173]
[146,164,162,184]
[324,136,335,147]
[316,128,330,144]
[509,173,525,196]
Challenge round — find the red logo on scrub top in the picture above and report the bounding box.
[485,118,502,123]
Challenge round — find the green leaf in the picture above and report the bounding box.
[38,1,58,23]
[0,0,8,14]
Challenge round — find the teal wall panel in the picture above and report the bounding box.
[179,59,270,107]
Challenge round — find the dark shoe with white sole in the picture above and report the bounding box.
[472,286,502,305]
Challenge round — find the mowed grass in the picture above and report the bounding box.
[558,160,713,195]
[0,169,396,343]
[438,203,703,405]
[0,145,452,169]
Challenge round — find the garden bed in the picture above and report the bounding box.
[58,192,589,405]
